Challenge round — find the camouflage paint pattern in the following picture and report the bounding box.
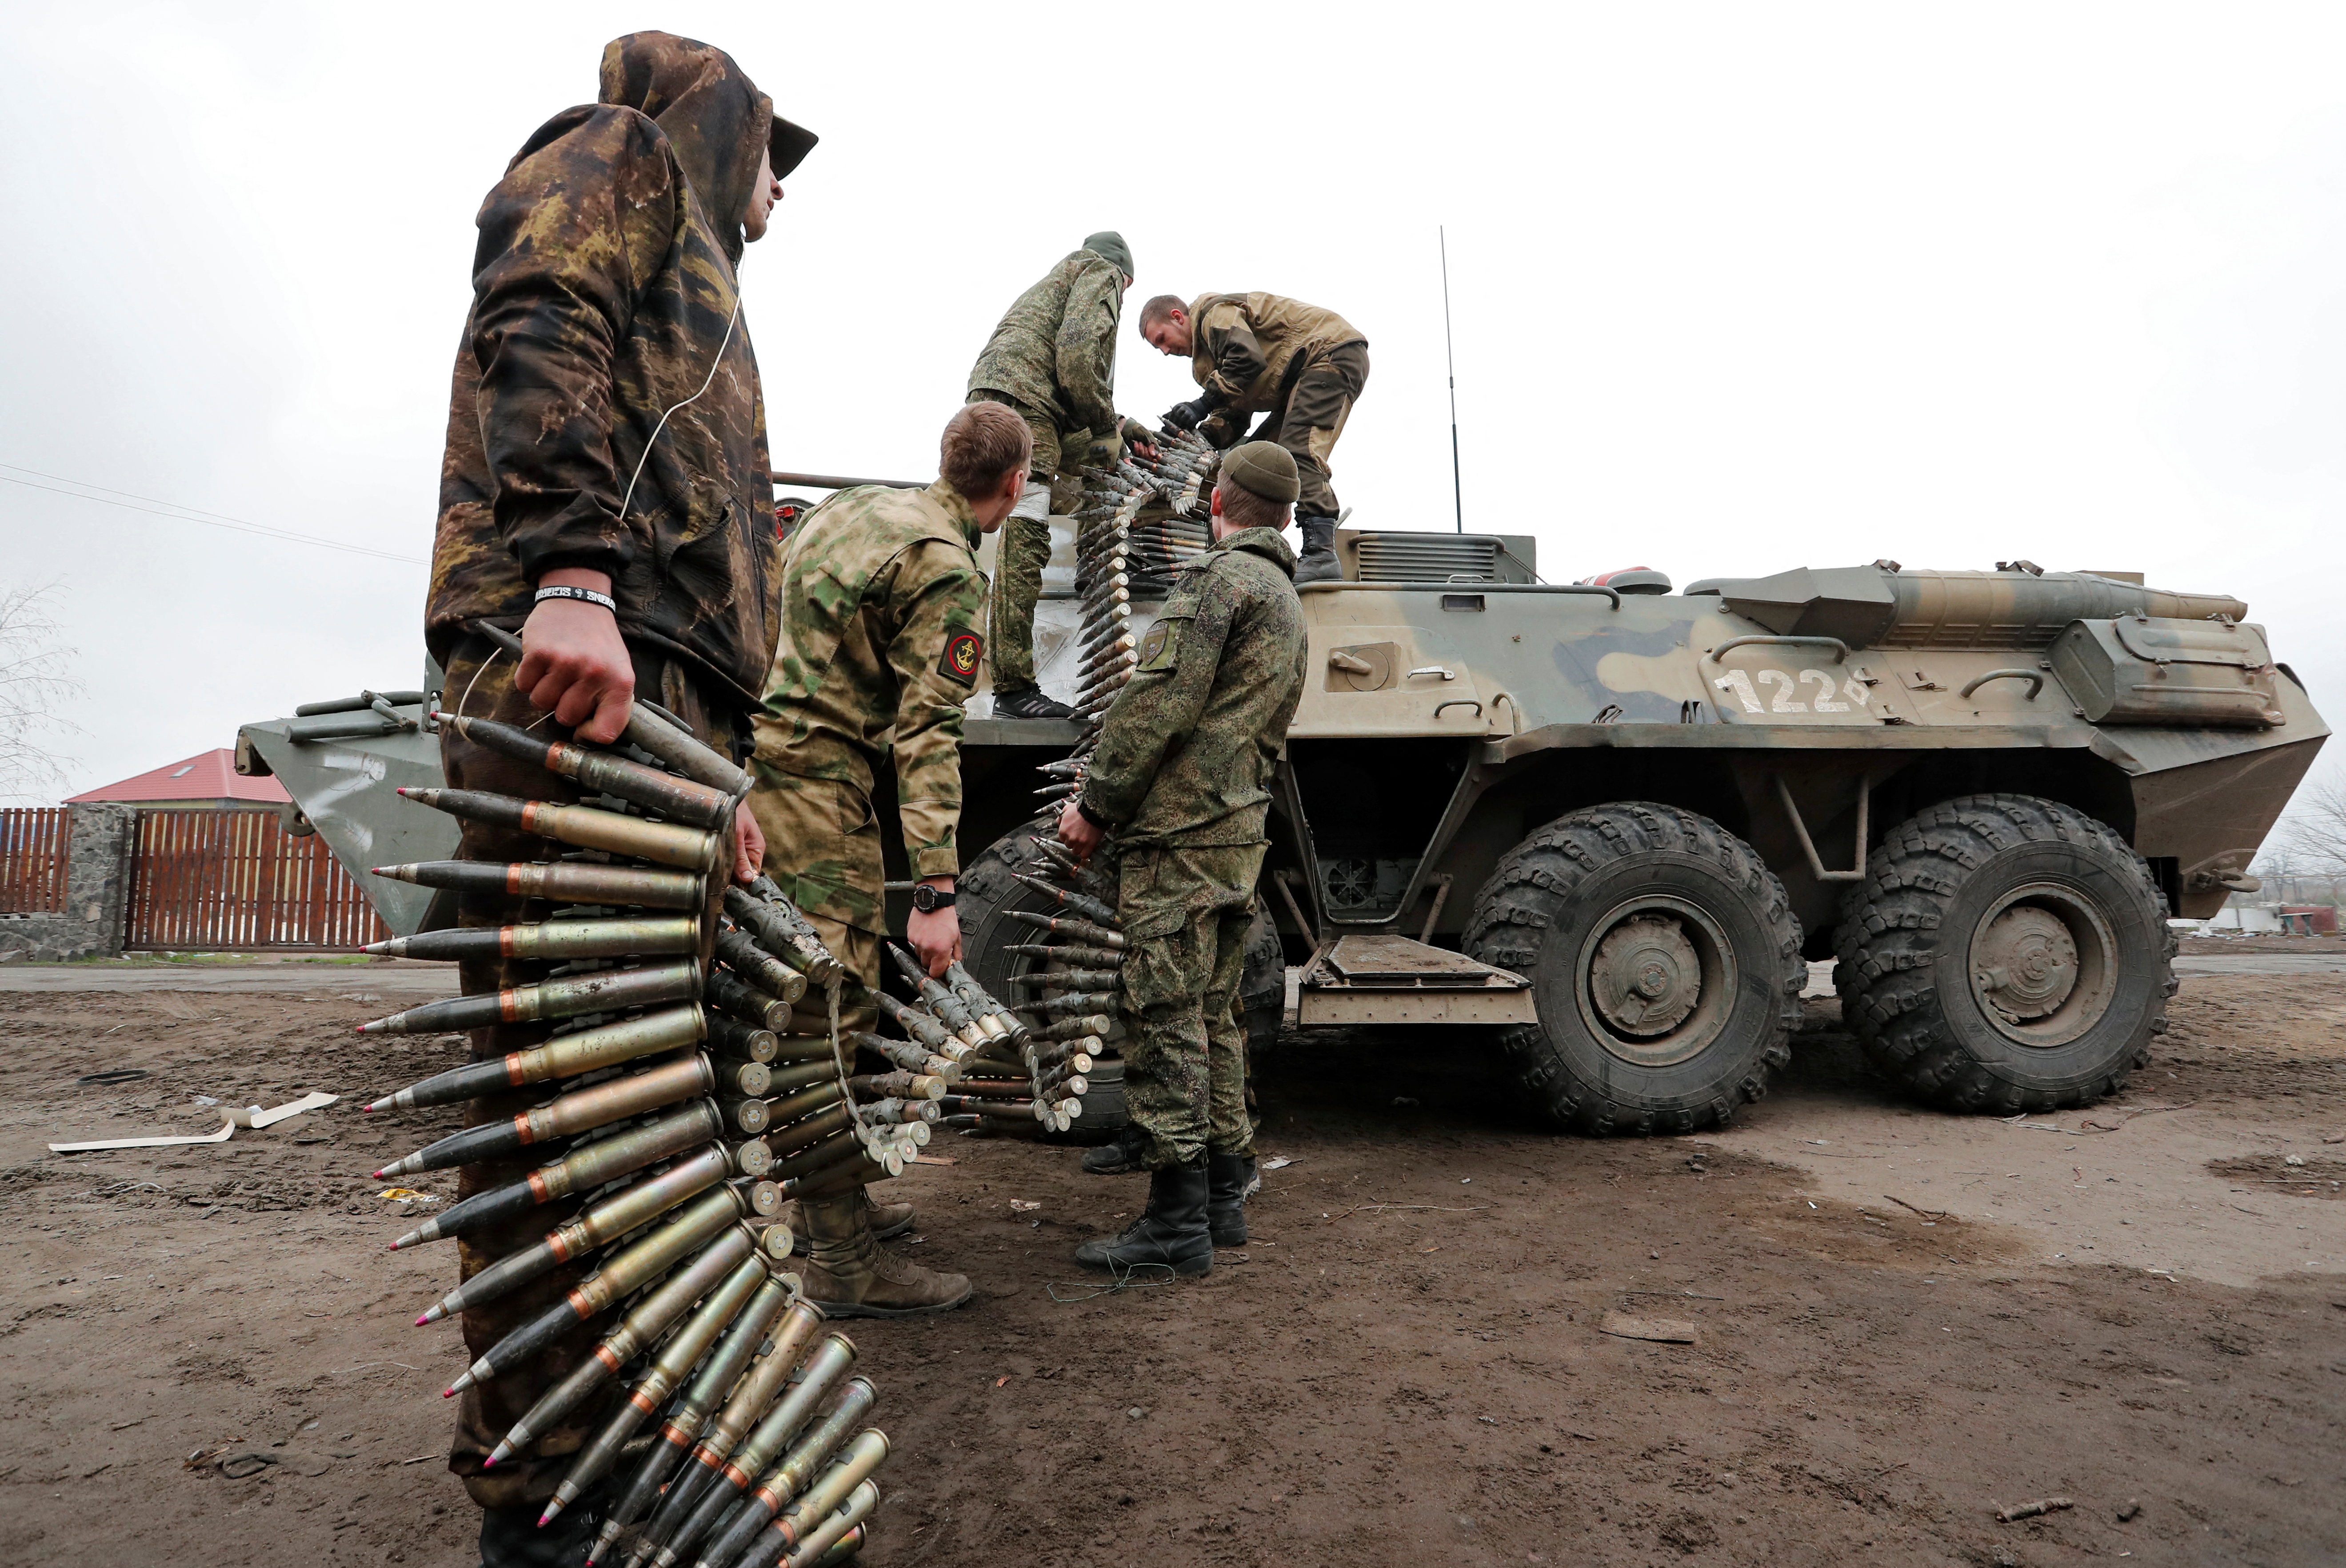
[427,32,783,712]
[1079,528,1310,848]
[1116,844,1263,1168]
[750,480,989,902]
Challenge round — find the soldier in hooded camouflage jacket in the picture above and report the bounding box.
[422,29,814,1550]
[965,232,1156,718]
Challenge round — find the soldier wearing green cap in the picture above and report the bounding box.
[965,232,1158,719]
[1055,440,1310,1276]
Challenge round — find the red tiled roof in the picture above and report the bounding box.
[66,748,291,805]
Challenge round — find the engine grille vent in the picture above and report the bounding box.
[1353,533,1500,584]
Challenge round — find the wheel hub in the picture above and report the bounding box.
[1589,915,1701,1036]
[1973,906,2078,1021]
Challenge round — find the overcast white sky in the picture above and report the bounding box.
[2,1,2341,814]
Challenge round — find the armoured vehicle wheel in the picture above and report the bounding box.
[1464,803,1803,1135]
[1834,793,2174,1113]
[955,817,1286,1143]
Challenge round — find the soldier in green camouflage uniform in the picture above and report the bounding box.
[1056,442,1310,1276]
[422,30,812,1561]
[747,401,1033,1316]
[965,232,1156,719]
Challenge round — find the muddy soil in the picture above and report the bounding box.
[0,972,2340,1568]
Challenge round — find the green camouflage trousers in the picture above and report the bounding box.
[968,390,1099,694]
[744,764,883,1036]
[1117,843,1262,1169]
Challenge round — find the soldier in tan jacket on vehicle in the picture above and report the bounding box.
[1139,291,1369,584]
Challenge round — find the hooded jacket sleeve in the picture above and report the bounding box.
[883,542,990,879]
[1053,258,1123,437]
[468,109,680,584]
[1078,565,1237,827]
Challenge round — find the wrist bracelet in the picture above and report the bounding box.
[534,585,617,612]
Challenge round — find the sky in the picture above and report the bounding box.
[2,1,2342,824]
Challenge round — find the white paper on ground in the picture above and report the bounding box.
[50,1091,338,1152]
[239,1092,338,1128]
[50,1115,239,1153]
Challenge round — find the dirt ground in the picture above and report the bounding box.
[1,964,2341,1568]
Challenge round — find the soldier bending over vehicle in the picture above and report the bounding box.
[1055,442,1311,1274]
[1139,291,1368,586]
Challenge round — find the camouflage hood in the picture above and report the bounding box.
[427,32,785,713]
[597,32,779,265]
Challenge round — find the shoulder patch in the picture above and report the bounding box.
[1136,619,1179,673]
[938,628,984,687]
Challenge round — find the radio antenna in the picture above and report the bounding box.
[1441,226,1463,534]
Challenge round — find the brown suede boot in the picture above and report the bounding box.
[796,1192,971,1318]
[864,1187,915,1240]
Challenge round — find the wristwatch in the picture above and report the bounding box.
[909,884,957,913]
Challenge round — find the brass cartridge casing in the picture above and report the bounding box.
[397,788,719,871]
[707,1015,779,1063]
[367,858,704,911]
[364,913,699,962]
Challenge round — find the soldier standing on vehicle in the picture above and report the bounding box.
[747,400,1033,1316]
[1054,441,1310,1275]
[966,232,1159,719]
[422,31,808,1563]
[1137,291,1368,587]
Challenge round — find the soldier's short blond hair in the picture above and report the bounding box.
[1139,294,1187,331]
[940,402,1033,498]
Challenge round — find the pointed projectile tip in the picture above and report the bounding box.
[419,1304,445,1325]
[537,1500,562,1527]
[443,1386,458,1399]
[361,1101,380,1113]
[372,1168,389,1181]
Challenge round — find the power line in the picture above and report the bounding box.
[0,463,427,566]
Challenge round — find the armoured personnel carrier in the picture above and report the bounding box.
[947,525,2326,1135]
[241,519,2326,1137]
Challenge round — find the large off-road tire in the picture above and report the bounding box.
[1463,803,1804,1135]
[955,816,1285,1142]
[1834,793,2174,1113]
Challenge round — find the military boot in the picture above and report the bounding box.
[1207,1152,1253,1248]
[795,1192,972,1317]
[1294,516,1341,584]
[1073,1163,1213,1277]
[1081,1120,1147,1176]
[864,1187,915,1241]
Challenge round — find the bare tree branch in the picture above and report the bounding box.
[0,580,84,803]
[2279,776,2346,876]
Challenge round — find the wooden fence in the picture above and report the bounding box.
[125,808,388,951]
[0,807,71,914]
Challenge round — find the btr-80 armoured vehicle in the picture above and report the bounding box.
[240,520,2325,1138]
[943,526,2326,1135]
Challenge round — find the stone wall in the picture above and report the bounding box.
[0,805,135,962]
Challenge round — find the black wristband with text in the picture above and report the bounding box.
[532,585,618,612]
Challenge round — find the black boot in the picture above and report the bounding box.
[995,687,1075,720]
[1207,1152,1252,1247]
[1081,1121,1147,1175]
[1295,516,1341,584]
[1074,1163,1213,1276]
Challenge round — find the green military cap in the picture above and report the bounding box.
[1222,441,1299,505]
[1083,231,1134,278]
